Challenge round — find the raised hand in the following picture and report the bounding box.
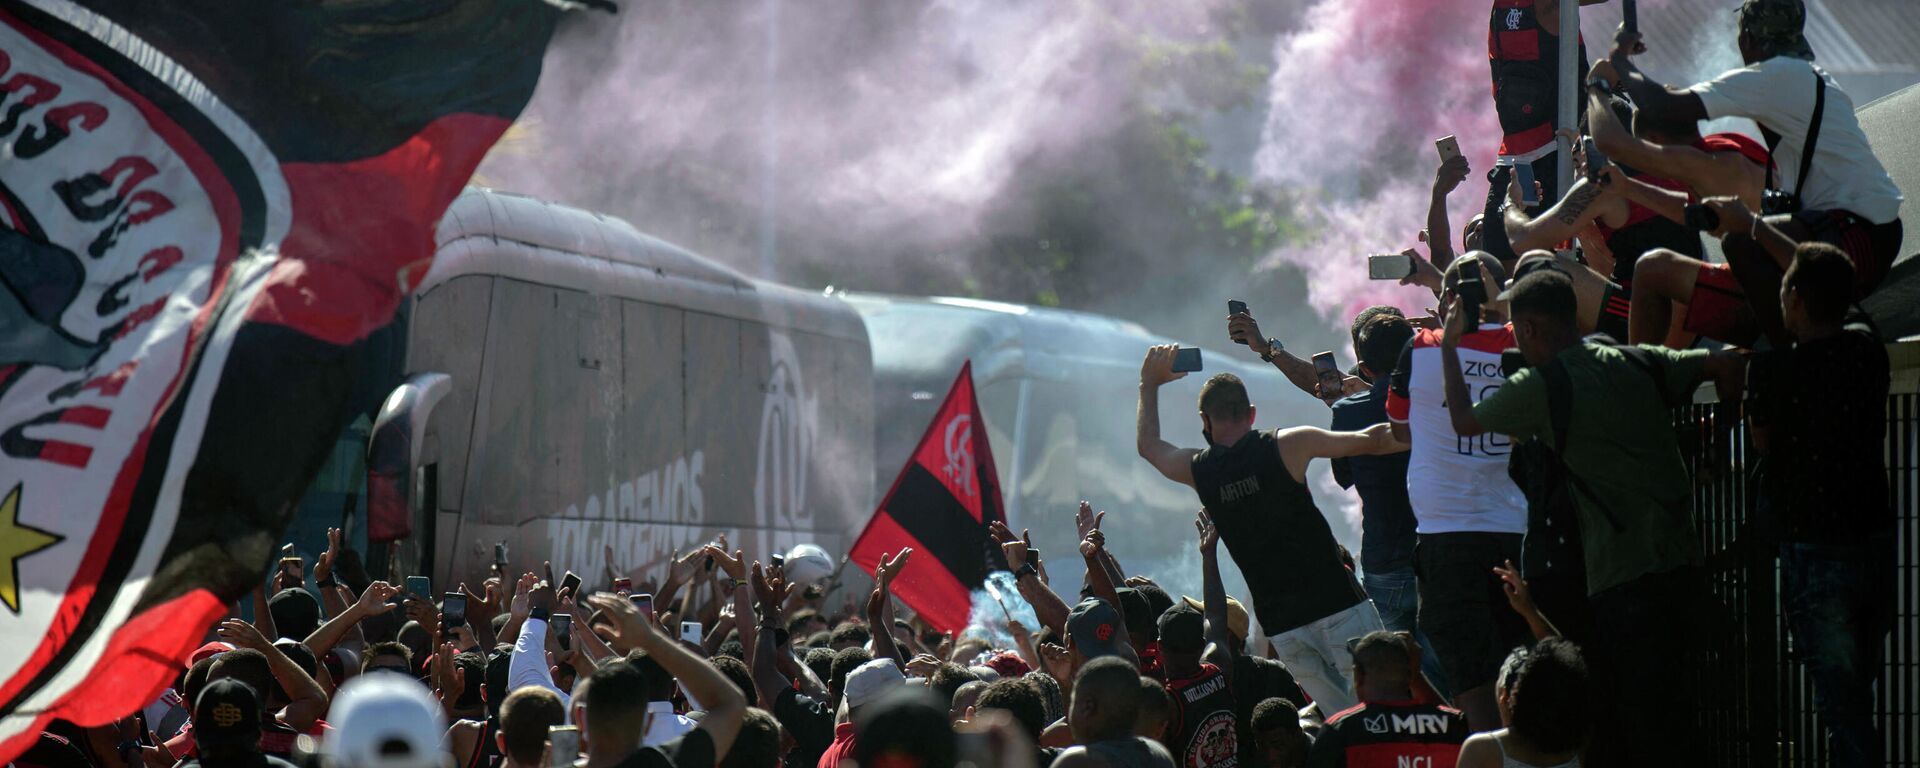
[706,545,747,582]
[905,653,942,677]
[216,618,271,650]
[1036,642,1072,681]
[876,549,912,588]
[1435,154,1470,194]
[586,592,662,652]
[356,581,400,615]
[1194,509,1219,555]
[509,572,539,619]
[313,527,343,585]
[1493,559,1536,616]
[1140,344,1188,387]
[1074,501,1104,540]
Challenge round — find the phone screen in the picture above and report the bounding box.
[405,576,431,600]
[547,727,579,767]
[551,614,572,649]
[631,593,653,616]
[1312,352,1343,399]
[1025,548,1040,569]
[1171,347,1203,373]
[1368,253,1413,280]
[1515,162,1539,206]
[442,593,467,622]
[559,570,582,597]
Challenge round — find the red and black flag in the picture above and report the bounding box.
[0,0,582,756]
[850,362,1006,633]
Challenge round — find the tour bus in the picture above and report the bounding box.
[283,188,876,588]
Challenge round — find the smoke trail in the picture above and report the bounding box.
[965,571,1039,651]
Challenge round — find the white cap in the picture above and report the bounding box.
[842,658,905,711]
[322,675,450,768]
[783,544,835,587]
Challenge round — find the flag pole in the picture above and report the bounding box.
[1556,0,1581,199]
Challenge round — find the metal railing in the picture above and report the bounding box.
[1682,340,1919,766]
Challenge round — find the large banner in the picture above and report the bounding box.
[850,362,1005,633]
[0,0,572,756]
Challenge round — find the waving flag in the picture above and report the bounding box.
[0,0,579,756]
[850,362,1006,633]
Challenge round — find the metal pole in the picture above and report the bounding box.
[1556,0,1580,200]
[758,0,782,279]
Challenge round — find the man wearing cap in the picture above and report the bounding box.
[1595,0,1903,347]
[1157,606,1237,768]
[320,675,448,768]
[1445,267,1744,767]
[1192,512,1306,768]
[1137,345,1405,716]
[181,680,297,768]
[817,659,905,768]
[1304,632,1466,768]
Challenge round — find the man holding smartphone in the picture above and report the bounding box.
[1384,254,1531,733]
[1135,344,1407,714]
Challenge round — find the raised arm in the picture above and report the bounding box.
[591,593,747,759]
[1194,511,1234,670]
[508,581,566,701]
[1587,85,1762,207]
[217,619,328,731]
[866,549,911,667]
[305,581,399,658]
[1600,31,1708,124]
[748,563,797,710]
[1228,315,1323,400]
[1437,299,1488,438]
[1275,424,1407,484]
[995,525,1070,635]
[1428,155,1471,269]
[1137,345,1199,486]
[1504,174,1617,253]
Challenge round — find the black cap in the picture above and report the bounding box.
[1155,605,1206,653]
[193,679,262,751]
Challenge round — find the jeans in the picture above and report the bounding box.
[1781,537,1895,768]
[1268,600,1384,715]
[1363,566,1450,698]
[1587,565,1705,768]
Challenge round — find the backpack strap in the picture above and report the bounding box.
[1614,345,1675,407]
[1793,66,1826,204]
[1540,357,1626,532]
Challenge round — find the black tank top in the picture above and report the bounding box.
[1166,664,1239,768]
[1190,430,1365,635]
[1489,0,1587,154]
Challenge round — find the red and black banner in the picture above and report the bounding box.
[0,0,576,758]
[850,362,1006,634]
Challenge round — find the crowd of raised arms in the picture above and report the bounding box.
[13,1,1903,768]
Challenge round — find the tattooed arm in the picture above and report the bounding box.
[1503,176,1622,253]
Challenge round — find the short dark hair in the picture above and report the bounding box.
[1250,697,1300,733]
[788,610,824,635]
[1504,269,1578,329]
[1116,588,1155,643]
[720,708,782,768]
[581,661,650,739]
[853,689,955,768]
[804,647,837,684]
[1073,657,1143,736]
[1132,583,1173,629]
[268,589,321,641]
[976,678,1047,741]
[711,655,759,704]
[1784,242,1855,323]
[1135,677,1171,734]
[716,639,746,661]
[830,622,871,648]
[452,652,486,709]
[1506,638,1592,754]
[1350,631,1412,688]
[830,647,874,694]
[1198,373,1251,422]
[625,650,676,701]
[363,641,414,673]
[1356,314,1414,377]
[1350,305,1405,350]
[208,650,273,716]
[928,663,981,705]
[499,687,567,765]
[183,656,218,712]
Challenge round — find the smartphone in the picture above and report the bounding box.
[1683,203,1720,232]
[405,575,431,600]
[1367,253,1413,280]
[1171,347,1203,373]
[442,592,467,629]
[1311,352,1344,400]
[546,726,579,767]
[550,613,572,650]
[1622,0,1638,35]
[631,593,653,617]
[612,577,632,593]
[1435,135,1462,163]
[1514,162,1539,206]
[1227,300,1251,345]
[1582,137,1608,182]
[1456,260,1486,334]
[493,542,509,569]
[1024,548,1040,569]
[680,621,703,644]
[769,553,785,569]
[559,570,582,597]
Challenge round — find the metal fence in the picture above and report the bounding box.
[1681,341,1919,766]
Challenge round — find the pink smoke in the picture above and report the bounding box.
[1253,0,1505,323]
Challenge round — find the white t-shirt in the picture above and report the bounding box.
[1692,56,1903,224]
[1385,325,1528,535]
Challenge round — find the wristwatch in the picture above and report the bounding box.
[1586,76,1613,96]
[528,606,550,622]
[1259,338,1283,363]
[1014,562,1039,580]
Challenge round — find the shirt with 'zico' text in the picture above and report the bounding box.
[1305,700,1467,768]
[1386,324,1528,535]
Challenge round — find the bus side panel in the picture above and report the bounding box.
[407,274,493,520]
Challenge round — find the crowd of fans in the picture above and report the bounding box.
[12,2,1905,768]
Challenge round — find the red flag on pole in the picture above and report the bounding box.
[850,361,1005,633]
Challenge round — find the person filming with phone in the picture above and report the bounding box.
[1135,343,1406,714]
